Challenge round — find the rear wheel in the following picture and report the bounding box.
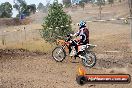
[82,51,96,67]
[52,47,66,62]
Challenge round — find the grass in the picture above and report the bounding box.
[0,23,56,53]
[0,39,56,53]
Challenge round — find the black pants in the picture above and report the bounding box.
[68,40,78,54]
[68,40,88,55]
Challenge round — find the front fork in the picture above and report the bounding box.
[57,45,66,54]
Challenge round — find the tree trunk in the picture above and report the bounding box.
[99,4,102,20]
[128,0,132,41]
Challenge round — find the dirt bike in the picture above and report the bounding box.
[52,35,97,67]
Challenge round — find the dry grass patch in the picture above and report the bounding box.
[0,39,56,53]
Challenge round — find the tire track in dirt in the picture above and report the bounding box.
[0,49,132,88]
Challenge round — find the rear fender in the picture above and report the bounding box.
[86,44,97,50]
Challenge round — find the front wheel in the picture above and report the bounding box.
[82,51,96,67]
[52,47,66,62]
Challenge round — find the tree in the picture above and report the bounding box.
[13,0,36,17]
[37,3,44,11]
[81,0,92,3]
[42,0,72,43]
[119,0,121,3]
[28,4,36,14]
[63,0,71,4]
[13,0,27,16]
[128,0,132,41]
[96,0,105,5]
[108,0,114,6]
[95,0,105,19]
[0,2,13,18]
[63,0,71,8]
[79,1,85,10]
[37,3,47,13]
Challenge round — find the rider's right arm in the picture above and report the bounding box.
[71,30,80,37]
[70,33,77,37]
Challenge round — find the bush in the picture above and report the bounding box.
[0,2,13,18]
[41,0,72,43]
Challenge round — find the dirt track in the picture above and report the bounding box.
[0,47,132,88]
[1,21,132,87]
[0,21,132,88]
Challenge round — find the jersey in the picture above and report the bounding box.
[75,27,89,44]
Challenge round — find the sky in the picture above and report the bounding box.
[0,0,62,17]
[0,0,62,5]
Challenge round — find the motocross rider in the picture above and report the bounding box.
[69,20,89,58]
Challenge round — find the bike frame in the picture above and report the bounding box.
[56,37,97,56]
[56,39,70,54]
[57,39,86,54]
